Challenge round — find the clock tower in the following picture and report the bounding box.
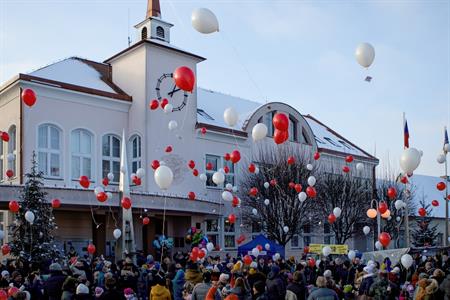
[134,0,173,44]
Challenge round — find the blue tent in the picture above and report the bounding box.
[237,234,285,258]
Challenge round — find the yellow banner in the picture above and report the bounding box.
[309,244,348,255]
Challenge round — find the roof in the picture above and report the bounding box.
[409,174,449,218]
[196,88,377,160]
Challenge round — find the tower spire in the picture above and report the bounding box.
[147,0,161,18]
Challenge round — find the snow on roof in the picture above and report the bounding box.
[29,58,116,93]
[409,174,449,218]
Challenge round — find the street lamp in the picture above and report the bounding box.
[437,133,449,246]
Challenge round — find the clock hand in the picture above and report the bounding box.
[168,85,181,97]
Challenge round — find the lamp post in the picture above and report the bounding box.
[368,199,391,250]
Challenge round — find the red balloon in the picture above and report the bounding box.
[432,200,439,207]
[188,160,196,169]
[198,249,206,259]
[189,253,197,261]
[448,195,450,201]
[151,160,160,170]
[96,192,107,202]
[306,186,317,198]
[1,244,10,255]
[173,66,195,92]
[165,145,173,153]
[288,182,295,189]
[273,129,289,144]
[304,246,310,254]
[192,169,199,177]
[188,191,196,200]
[87,244,96,254]
[270,179,277,186]
[149,99,159,110]
[224,153,231,161]
[294,184,302,193]
[206,162,213,170]
[121,197,132,209]
[230,150,241,164]
[6,169,14,178]
[401,176,408,184]
[314,152,320,160]
[0,290,7,300]
[437,182,446,191]
[133,177,141,186]
[249,187,258,197]
[160,98,169,109]
[7,287,18,297]
[342,166,350,173]
[243,255,252,265]
[287,156,295,165]
[1,132,9,142]
[236,234,246,245]
[79,175,90,188]
[418,207,426,217]
[345,155,354,163]
[257,244,263,251]
[308,258,316,268]
[378,202,388,214]
[102,178,109,186]
[223,166,230,174]
[272,113,289,131]
[228,214,236,224]
[192,247,199,256]
[328,213,336,224]
[378,232,391,247]
[142,217,150,225]
[387,187,397,200]
[52,198,61,208]
[248,163,256,173]
[9,200,19,213]
[21,88,37,107]
[200,127,207,135]
[232,196,239,207]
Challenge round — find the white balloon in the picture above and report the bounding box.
[223,107,239,127]
[363,226,370,235]
[106,192,113,200]
[264,243,270,250]
[250,262,258,269]
[264,199,270,206]
[212,171,225,185]
[168,120,178,131]
[333,207,342,218]
[232,186,238,193]
[6,153,14,161]
[307,176,316,187]
[254,167,260,175]
[375,241,382,250]
[199,173,207,182]
[283,226,289,233]
[136,168,145,179]
[252,123,268,141]
[252,248,260,257]
[399,148,421,174]
[437,154,446,164]
[395,200,404,210]
[191,8,219,34]
[0,230,4,240]
[298,192,307,202]
[306,164,313,171]
[107,172,114,181]
[252,208,258,215]
[163,104,173,114]
[225,183,233,190]
[401,254,413,269]
[222,191,233,202]
[348,250,356,260]
[113,229,122,239]
[94,186,104,195]
[264,182,270,189]
[445,144,450,152]
[322,246,332,257]
[316,260,321,268]
[154,165,174,190]
[206,242,214,252]
[396,216,401,222]
[422,255,427,262]
[356,163,364,172]
[447,236,450,243]
[274,253,280,260]
[25,211,35,224]
[355,42,375,68]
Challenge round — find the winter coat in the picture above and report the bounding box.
[191,282,212,300]
[172,270,185,300]
[287,281,307,300]
[228,286,251,300]
[285,290,298,300]
[75,293,93,300]
[184,269,202,286]
[61,291,75,300]
[43,271,67,300]
[266,272,286,300]
[98,289,125,300]
[306,287,339,300]
[150,284,171,300]
[440,274,450,300]
[368,278,398,300]
[358,274,375,296]
[255,292,269,300]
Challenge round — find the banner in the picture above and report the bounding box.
[309,244,348,255]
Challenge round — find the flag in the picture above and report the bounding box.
[404,119,409,149]
[444,127,449,153]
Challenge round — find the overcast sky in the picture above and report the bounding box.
[1,0,449,177]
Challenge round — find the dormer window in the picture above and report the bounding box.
[156,26,165,39]
[197,109,215,121]
[141,27,148,40]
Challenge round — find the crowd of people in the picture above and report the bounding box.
[1,247,450,300]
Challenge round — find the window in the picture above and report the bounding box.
[205,219,219,248]
[303,224,311,246]
[223,159,235,186]
[71,129,93,179]
[7,126,16,176]
[252,221,262,240]
[324,222,331,244]
[156,26,165,39]
[224,217,236,249]
[141,27,148,40]
[197,109,215,121]
[0,140,3,181]
[205,155,236,188]
[102,135,120,183]
[338,140,355,150]
[291,234,300,248]
[288,116,298,142]
[315,136,326,144]
[129,135,142,174]
[324,137,342,147]
[262,112,275,136]
[37,124,61,178]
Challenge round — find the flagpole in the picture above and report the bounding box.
[445,126,448,247]
[403,112,410,248]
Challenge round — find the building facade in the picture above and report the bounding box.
[0,0,378,258]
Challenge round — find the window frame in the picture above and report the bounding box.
[288,116,298,142]
[291,234,300,249]
[71,129,94,180]
[205,219,219,250]
[205,154,236,189]
[37,124,62,179]
[156,26,165,39]
[129,135,142,174]
[0,139,3,182]
[102,134,121,184]
[141,27,148,40]
[223,217,237,250]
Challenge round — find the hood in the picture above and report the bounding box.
[230,286,246,296]
[426,279,438,295]
[151,284,169,297]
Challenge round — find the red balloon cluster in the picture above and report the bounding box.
[121,197,132,209]
[243,255,253,265]
[188,160,196,169]
[248,163,256,173]
[149,99,159,110]
[230,150,241,164]
[228,214,236,224]
[249,187,258,197]
[188,191,196,200]
[306,186,316,198]
[52,198,61,208]
[142,217,150,225]
[6,169,13,178]
[102,178,109,186]
[190,247,200,261]
[387,187,397,200]
[272,113,289,144]
[87,244,96,254]
[79,176,90,189]
[173,66,195,92]
[345,155,354,163]
[378,232,391,247]
[160,98,169,109]
[314,152,320,160]
[21,88,37,107]
[437,182,446,191]
[418,207,427,217]
[1,244,10,255]
[151,160,160,170]
[132,176,141,186]
[9,200,19,213]
[294,184,302,193]
[342,166,350,173]
[97,192,107,202]
[378,202,388,214]
[328,214,336,224]
[287,156,295,165]
[432,200,439,207]
[0,132,9,142]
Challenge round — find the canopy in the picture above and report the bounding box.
[237,234,285,258]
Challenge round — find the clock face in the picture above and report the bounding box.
[156,73,189,112]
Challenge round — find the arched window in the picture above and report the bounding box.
[102,134,120,183]
[288,116,298,142]
[141,27,148,40]
[129,135,141,174]
[7,126,16,175]
[0,139,4,181]
[156,26,165,39]
[71,129,93,179]
[37,124,61,178]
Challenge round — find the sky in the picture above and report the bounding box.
[1,0,449,177]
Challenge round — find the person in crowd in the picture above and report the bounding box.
[43,262,67,300]
[100,277,125,300]
[358,263,377,298]
[286,271,307,300]
[172,268,186,300]
[228,277,251,300]
[75,283,92,300]
[61,276,78,300]
[266,265,286,300]
[368,270,398,300]
[252,280,268,300]
[307,276,338,300]
[150,273,171,300]
[191,271,213,300]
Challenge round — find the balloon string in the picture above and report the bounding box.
[160,195,167,265]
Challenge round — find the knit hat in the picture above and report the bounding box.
[391,267,400,274]
[124,288,134,296]
[219,273,230,284]
[76,283,89,294]
[146,254,154,264]
[323,270,332,278]
[250,262,258,269]
[1,270,9,277]
[50,262,62,271]
[95,287,104,297]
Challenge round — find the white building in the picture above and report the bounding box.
[0,0,378,258]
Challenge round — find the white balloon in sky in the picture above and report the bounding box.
[437,153,446,164]
[252,208,258,215]
[298,192,307,202]
[375,241,383,250]
[348,250,356,260]
[283,226,289,233]
[356,162,364,172]
[264,199,270,206]
[395,200,404,210]
[265,243,270,250]
[399,148,421,174]
[322,246,332,257]
[333,207,342,218]
[199,173,207,182]
[363,226,370,235]
[163,104,173,114]
[225,183,233,191]
[355,42,375,68]
[254,167,260,175]
[113,229,122,239]
[232,186,238,193]
[223,107,239,127]
[25,211,35,224]
[307,176,316,187]
[307,164,313,171]
[154,165,174,190]
[107,172,114,181]
[264,182,270,189]
[222,191,233,202]
[212,172,225,185]
[136,168,146,179]
[252,123,268,141]
[168,120,178,131]
[191,8,219,34]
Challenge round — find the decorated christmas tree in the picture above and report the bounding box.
[8,152,59,267]
[411,197,439,247]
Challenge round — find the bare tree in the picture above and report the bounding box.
[239,144,319,246]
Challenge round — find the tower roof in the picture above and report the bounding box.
[147,0,161,18]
